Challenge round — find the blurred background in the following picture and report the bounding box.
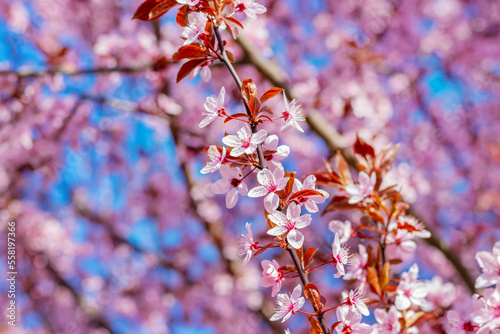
[0,0,499,333]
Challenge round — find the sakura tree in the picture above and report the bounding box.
[0,0,499,333]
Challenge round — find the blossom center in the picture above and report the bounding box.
[266,183,277,192]
[231,178,241,188]
[235,3,246,12]
[283,111,290,121]
[285,220,295,231]
[250,241,259,251]
[241,139,251,149]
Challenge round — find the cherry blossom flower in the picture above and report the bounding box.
[262,134,290,170]
[422,276,457,311]
[200,145,226,174]
[177,0,200,5]
[292,175,329,213]
[385,229,417,259]
[395,264,428,310]
[260,259,284,297]
[344,244,368,283]
[331,233,351,278]
[189,60,212,82]
[284,330,291,334]
[447,310,478,334]
[345,171,376,204]
[222,125,267,157]
[471,285,500,333]
[335,306,372,334]
[475,241,500,289]
[233,0,267,19]
[248,167,289,212]
[270,284,305,323]
[328,220,351,244]
[211,165,248,209]
[281,93,305,132]
[238,223,259,265]
[200,86,226,128]
[267,203,311,249]
[388,215,431,239]
[181,12,208,45]
[373,306,402,334]
[342,287,370,316]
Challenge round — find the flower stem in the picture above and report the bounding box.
[213,24,266,170]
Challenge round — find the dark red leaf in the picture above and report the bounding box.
[172,45,207,61]
[132,0,164,21]
[176,5,189,27]
[241,79,258,107]
[304,248,319,269]
[260,87,285,104]
[304,283,324,312]
[354,133,375,159]
[225,17,244,29]
[289,189,324,202]
[253,243,273,257]
[226,50,235,63]
[259,106,273,115]
[176,59,205,83]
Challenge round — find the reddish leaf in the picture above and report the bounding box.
[253,242,273,257]
[172,45,207,61]
[225,17,244,29]
[289,189,324,202]
[296,247,305,270]
[259,106,273,115]
[213,0,227,14]
[249,96,261,117]
[308,316,324,334]
[280,265,297,273]
[265,210,277,229]
[367,266,382,297]
[176,5,189,26]
[334,151,352,185]
[260,87,285,104]
[241,79,258,108]
[257,114,274,123]
[176,59,205,83]
[384,285,397,292]
[226,50,236,63]
[380,262,390,290]
[149,0,179,20]
[304,248,319,269]
[330,322,341,333]
[323,196,356,214]
[354,134,375,159]
[388,258,403,265]
[282,171,296,199]
[304,284,324,312]
[132,0,164,20]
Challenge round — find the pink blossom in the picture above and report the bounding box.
[374,306,401,334]
[344,244,368,283]
[423,276,457,311]
[475,241,500,289]
[471,285,500,334]
[260,259,284,297]
[181,12,208,45]
[270,284,305,323]
[189,60,212,82]
[447,310,478,334]
[388,215,431,239]
[238,223,259,265]
[200,145,226,174]
[335,306,372,334]
[262,134,290,170]
[292,175,329,213]
[200,86,226,128]
[385,229,417,259]
[248,167,289,212]
[328,220,351,244]
[395,264,428,310]
[267,203,311,249]
[342,287,370,316]
[331,233,351,278]
[222,125,267,157]
[345,171,376,204]
[177,0,200,5]
[211,165,248,209]
[281,92,305,132]
[233,0,267,19]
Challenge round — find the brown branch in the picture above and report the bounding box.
[0,64,154,78]
[236,34,477,294]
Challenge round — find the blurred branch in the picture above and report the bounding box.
[0,64,155,78]
[236,34,477,294]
